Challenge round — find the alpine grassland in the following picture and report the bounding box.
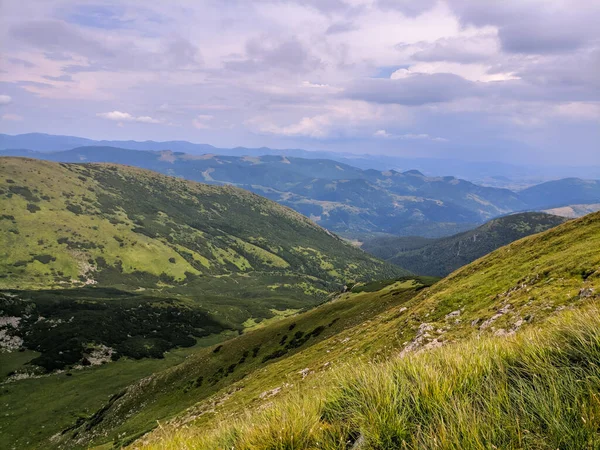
[0,157,403,372]
[48,277,435,448]
[130,211,600,449]
[0,157,404,449]
[150,306,600,450]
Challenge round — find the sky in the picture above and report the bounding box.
[0,0,599,164]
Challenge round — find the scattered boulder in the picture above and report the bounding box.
[259,387,282,399]
[298,368,311,379]
[445,309,461,320]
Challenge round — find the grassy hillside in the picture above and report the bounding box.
[1,276,435,449]
[363,212,568,276]
[155,306,600,450]
[130,211,600,449]
[0,157,402,374]
[543,203,600,218]
[0,157,396,291]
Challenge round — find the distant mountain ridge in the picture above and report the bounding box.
[2,145,599,238]
[3,132,600,181]
[362,212,568,276]
[0,146,539,237]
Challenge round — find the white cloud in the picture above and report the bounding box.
[0,95,12,105]
[136,116,161,124]
[374,129,392,137]
[250,115,331,138]
[192,114,215,129]
[400,133,448,142]
[97,110,161,124]
[247,101,402,139]
[1,113,23,121]
[374,129,448,142]
[390,64,519,83]
[552,102,600,121]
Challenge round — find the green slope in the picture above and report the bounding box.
[1,276,435,449]
[131,211,600,449]
[0,157,398,291]
[363,212,567,276]
[0,157,402,371]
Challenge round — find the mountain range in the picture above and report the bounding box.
[3,132,600,183]
[2,146,600,238]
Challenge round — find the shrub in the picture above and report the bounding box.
[27,203,41,213]
[33,254,56,264]
[66,204,83,215]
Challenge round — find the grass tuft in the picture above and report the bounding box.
[150,306,600,449]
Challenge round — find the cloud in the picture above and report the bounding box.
[325,22,357,35]
[447,0,600,54]
[0,95,12,105]
[409,34,498,64]
[97,111,161,124]
[552,102,600,121]
[247,100,394,139]
[11,19,201,74]
[43,74,74,82]
[11,20,111,57]
[7,57,36,68]
[192,115,214,129]
[344,73,475,105]
[374,129,391,138]
[374,129,448,141]
[225,37,322,73]
[376,0,437,17]
[250,115,332,138]
[2,113,23,121]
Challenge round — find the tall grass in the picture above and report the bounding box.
[141,307,600,449]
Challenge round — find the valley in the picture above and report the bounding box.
[0,151,599,449]
[132,210,600,449]
[0,158,399,379]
